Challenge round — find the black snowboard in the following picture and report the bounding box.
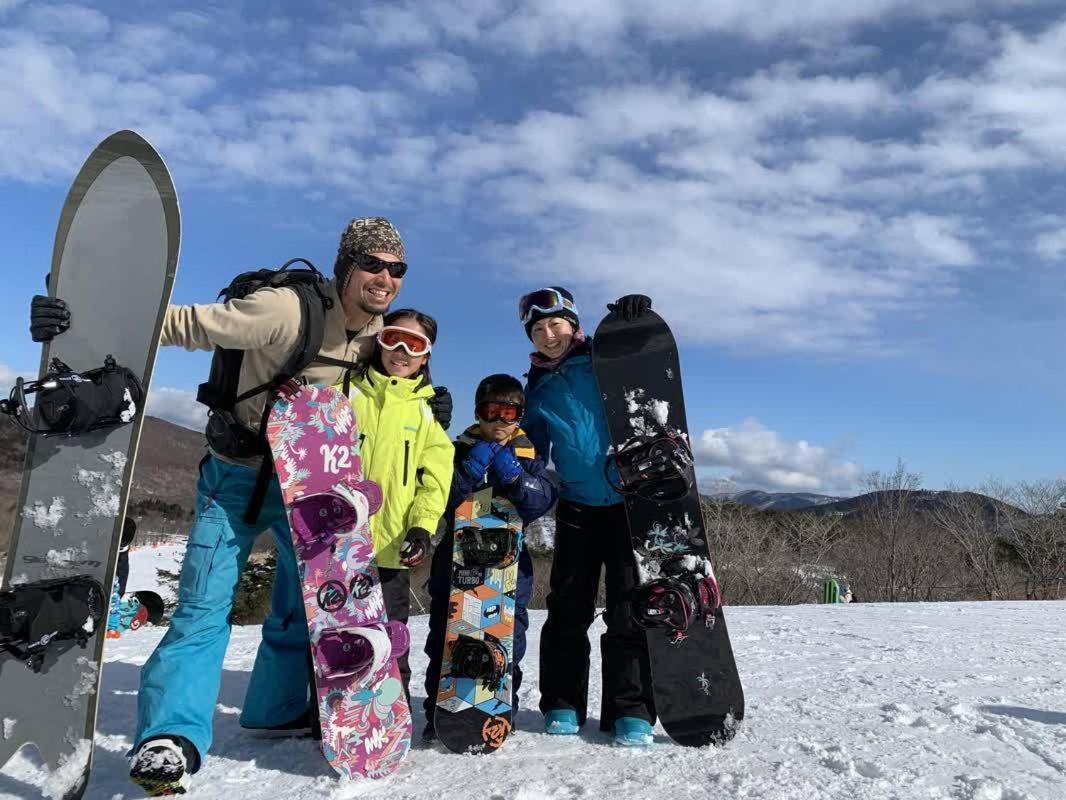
[0,130,179,798]
[592,308,744,746]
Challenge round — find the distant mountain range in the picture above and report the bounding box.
[708,487,1026,518]
[712,489,845,512]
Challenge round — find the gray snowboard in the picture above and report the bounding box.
[0,130,179,799]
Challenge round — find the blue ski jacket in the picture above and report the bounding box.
[523,341,622,507]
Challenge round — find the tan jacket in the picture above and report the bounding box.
[161,279,382,467]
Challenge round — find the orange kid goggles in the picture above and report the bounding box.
[377,326,432,357]
[475,401,523,424]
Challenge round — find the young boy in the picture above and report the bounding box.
[421,374,557,740]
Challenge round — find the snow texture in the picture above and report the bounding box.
[124,540,186,605]
[23,497,66,535]
[3,600,1064,799]
[73,451,126,520]
[1,720,13,741]
[39,733,90,800]
[62,657,99,710]
[119,388,136,424]
[623,387,672,440]
[4,546,1065,798]
[45,546,88,568]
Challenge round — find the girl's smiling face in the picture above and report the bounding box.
[380,316,430,379]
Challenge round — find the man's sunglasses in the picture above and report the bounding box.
[352,253,408,279]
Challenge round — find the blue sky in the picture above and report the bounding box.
[1,0,1064,495]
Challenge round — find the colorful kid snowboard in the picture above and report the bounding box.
[592,308,745,746]
[0,130,179,799]
[267,383,412,779]
[435,485,521,754]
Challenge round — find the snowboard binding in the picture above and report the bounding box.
[315,621,409,685]
[449,634,508,691]
[0,355,143,437]
[289,480,383,556]
[0,576,106,672]
[606,433,695,504]
[458,526,519,569]
[633,569,721,644]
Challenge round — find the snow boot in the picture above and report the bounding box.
[128,736,198,796]
[613,717,654,747]
[544,709,579,735]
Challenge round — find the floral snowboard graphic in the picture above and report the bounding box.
[267,383,412,779]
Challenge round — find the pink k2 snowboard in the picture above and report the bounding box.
[266,383,412,779]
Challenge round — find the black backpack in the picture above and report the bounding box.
[195,258,338,522]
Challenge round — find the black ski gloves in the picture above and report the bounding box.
[428,386,453,430]
[399,526,432,568]
[31,295,71,342]
[609,294,652,322]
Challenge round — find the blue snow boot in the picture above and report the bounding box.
[544,709,579,735]
[614,717,654,747]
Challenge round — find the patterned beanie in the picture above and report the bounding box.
[524,285,580,340]
[334,216,406,292]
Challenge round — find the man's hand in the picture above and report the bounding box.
[31,295,71,342]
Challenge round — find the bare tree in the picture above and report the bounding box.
[928,481,1014,600]
[993,479,1066,600]
[701,498,842,605]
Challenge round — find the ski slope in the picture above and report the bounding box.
[2,556,1064,799]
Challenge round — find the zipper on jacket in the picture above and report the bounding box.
[403,440,410,486]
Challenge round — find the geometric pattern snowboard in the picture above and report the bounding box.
[0,130,179,799]
[435,486,519,754]
[593,308,745,747]
[267,384,411,779]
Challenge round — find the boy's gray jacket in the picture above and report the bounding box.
[161,278,383,466]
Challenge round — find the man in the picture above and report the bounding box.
[31,217,452,794]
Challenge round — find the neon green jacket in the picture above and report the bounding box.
[342,367,455,569]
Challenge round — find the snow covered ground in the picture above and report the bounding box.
[122,541,185,605]
[2,547,1065,799]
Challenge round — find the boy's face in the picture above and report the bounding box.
[479,418,518,442]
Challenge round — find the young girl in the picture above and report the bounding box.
[518,286,659,747]
[342,307,455,699]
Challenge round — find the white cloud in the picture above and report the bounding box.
[1033,217,1066,261]
[695,417,862,492]
[0,363,34,389]
[146,387,207,431]
[23,3,110,37]
[395,52,478,95]
[343,0,1032,53]
[0,5,1064,360]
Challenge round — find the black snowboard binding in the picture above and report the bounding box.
[0,576,107,672]
[606,433,695,504]
[458,526,519,569]
[449,634,509,691]
[0,355,143,437]
[633,568,721,644]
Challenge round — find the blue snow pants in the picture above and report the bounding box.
[134,456,310,762]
